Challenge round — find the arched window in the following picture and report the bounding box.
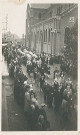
[38,31,39,42]
[48,29,50,42]
[64,27,71,44]
[59,7,60,14]
[60,5,62,13]
[57,6,62,15]
[44,30,45,42]
[36,31,39,43]
[46,29,47,42]
[69,4,71,9]
[57,7,59,15]
[31,32,33,42]
[33,32,35,43]
[39,31,43,43]
[39,31,42,42]
[50,11,52,18]
[39,31,40,42]
[38,13,41,19]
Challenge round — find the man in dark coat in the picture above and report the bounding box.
[42,81,49,103]
[54,88,61,111]
[47,85,54,108]
[40,75,45,91]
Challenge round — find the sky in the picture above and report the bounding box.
[1,1,51,38]
[1,0,27,38]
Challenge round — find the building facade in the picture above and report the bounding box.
[26,4,78,55]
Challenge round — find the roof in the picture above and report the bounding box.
[30,4,51,9]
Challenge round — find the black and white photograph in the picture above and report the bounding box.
[1,0,78,132]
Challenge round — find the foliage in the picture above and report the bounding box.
[63,19,78,78]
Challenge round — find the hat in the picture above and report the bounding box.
[35,100,39,106]
[45,80,47,84]
[61,74,63,77]
[67,85,70,88]
[29,89,33,93]
[24,80,27,85]
[31,98,36,103]
[30,84,33,88]
[30,104,35,110]
[54,78,58,82]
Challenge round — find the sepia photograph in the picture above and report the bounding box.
[1,0,78,131]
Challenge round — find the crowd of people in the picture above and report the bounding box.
[3,44,77,130]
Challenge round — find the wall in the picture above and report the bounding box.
[27,4,78,55]
[30,8,47,25]
[60,6,78,50]
[31,18,54,54]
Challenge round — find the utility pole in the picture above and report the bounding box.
[2,15,8,39]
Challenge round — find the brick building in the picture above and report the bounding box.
[26,4,78,55]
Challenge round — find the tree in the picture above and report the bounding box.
[63,19,78,78]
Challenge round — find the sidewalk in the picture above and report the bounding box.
[2,59,28,131]
[2,56,9,77]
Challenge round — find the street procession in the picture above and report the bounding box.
[2,2,78,131]
[2,42,77,131]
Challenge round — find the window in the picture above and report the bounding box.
[64,27,71,44]
[37,31,39,43]
[57,7,59,15]
[38,13,41,19]
[39,31,42,42]
[60,5,62,13]
[69,4,71,9]
[46,29,47,42]
[33,32,35,43]
[39,31,41,42]
[40,31,43,43]
[44,30,45,42]
[44,29,47,42]
[31,32,33,41]
[57,5,62,15]
[59,7,60,14]
[50,11,52,18]
[48,29,50,42]
[51,28,52,41]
